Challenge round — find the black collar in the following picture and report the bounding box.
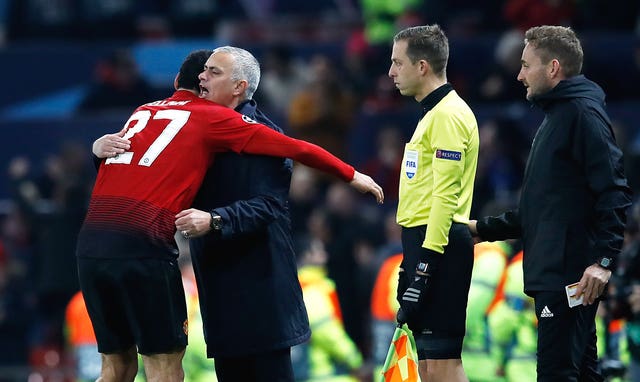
[419,83,453,116]
[235,99,257,114]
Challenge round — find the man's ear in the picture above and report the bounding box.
[549,59,561,79]
[234,80,248,96]
[173,73,180,90]
[418,59,430,75]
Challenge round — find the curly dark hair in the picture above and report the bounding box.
[177,49,213,91]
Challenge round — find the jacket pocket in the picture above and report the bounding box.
[525,220,567,283]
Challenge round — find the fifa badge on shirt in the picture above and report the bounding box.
[405,150,418,179]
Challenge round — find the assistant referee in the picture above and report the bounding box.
[389,24,479,382]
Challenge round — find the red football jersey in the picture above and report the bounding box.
[78,90,353,258]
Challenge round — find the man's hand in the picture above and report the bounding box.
[574,264,612,305]
[349,171,384,204]
[398,271,431,323]
[468,219,481,244]
[93,128,130,158]
[175,208,213,238]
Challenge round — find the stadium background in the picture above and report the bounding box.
[0,0,638,381]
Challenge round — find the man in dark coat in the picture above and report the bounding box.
[175,46,309,381]
[469,26,632,381]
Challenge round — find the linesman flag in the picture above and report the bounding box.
[381,324,419,382]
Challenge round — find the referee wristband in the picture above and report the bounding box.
[417,247,443,275]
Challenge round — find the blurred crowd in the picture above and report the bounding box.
[0,0,640,381]
[3,0,639,42]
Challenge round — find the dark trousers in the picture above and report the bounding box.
[214,347,294,382]
[534,291,603,382]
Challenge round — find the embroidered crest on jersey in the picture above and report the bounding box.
[435,149,461,161]
[405,150,419,179]
[242,115,258,124]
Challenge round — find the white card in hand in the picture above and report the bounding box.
[565,282,584,308]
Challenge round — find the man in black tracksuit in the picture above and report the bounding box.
[469,26,632,381]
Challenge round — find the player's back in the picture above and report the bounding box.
[77,90,257,260]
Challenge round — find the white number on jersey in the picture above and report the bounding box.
[106,109,191,167]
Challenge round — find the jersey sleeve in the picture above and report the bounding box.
[424,110,467,253]
[203,108,355,182]
[202,108,263,153]
[243,126,355,182]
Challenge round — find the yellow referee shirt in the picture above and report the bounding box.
[397,87,478,254]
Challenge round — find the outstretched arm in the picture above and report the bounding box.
[475,209,522,242]
[243,126,384,204]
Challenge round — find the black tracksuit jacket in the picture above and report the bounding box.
[477,75,632,295]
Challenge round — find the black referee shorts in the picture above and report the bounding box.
[534,291,602,381]
[78,257,188,355]
[400,223,474,359]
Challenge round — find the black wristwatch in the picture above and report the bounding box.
[596,257,613,270]
[209,212,222,232]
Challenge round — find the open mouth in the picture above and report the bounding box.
[199,85,209,98]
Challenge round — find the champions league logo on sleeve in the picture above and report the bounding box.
[242,115,258,124]
[435,149,462,161]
